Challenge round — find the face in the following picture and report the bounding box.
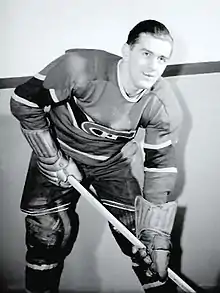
[122,33,173,91]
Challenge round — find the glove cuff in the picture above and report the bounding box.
[135,196,177,237]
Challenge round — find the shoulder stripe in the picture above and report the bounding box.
[34,73,46,81]
[11,92,39,108]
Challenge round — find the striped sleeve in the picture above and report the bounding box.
[141,80,182,204]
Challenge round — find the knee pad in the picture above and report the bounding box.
[25,210,79,264]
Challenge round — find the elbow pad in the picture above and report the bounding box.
[21,126,82,186]
[21,126,59,164]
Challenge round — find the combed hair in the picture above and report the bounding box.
[127,20,173,46]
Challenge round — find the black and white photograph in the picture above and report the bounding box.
[0,1,220,292]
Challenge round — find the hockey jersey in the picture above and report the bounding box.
[11,49,182,202]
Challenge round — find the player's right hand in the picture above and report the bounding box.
[37,152,83,188]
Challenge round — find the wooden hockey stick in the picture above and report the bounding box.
[67,176,196,293]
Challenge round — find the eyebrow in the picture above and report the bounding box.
[141,48,169,59]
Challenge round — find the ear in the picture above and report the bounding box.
[121,43,130,61]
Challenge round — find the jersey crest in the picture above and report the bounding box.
[81,121,136,141]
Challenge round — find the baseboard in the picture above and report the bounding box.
[0,61,219,89]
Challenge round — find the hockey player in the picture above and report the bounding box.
[10,19,182,292]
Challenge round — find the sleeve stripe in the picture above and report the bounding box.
[26,262,58,271]
[34,73,46,81]
[49,89,59,102]
[11,92,39,108]
[144,139,172,150]
[144,167,177,173]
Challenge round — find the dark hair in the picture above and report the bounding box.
[126,19,173,46]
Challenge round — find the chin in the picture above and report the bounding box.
[139,80,156,90]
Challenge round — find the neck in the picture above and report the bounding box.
[118,60,143,97]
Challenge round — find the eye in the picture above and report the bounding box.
[159,56,167,63]
[143,51,150,57]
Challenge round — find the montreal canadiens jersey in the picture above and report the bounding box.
[11,49,182,200]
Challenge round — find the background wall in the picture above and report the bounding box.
[1,0,220,77]
[1,0,220,292]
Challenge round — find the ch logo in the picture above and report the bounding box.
[81,121,136,141]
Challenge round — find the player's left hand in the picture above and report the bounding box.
[132,230,171,280]
[133,196,177,281]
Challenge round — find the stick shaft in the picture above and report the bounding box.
[68,176,196,293]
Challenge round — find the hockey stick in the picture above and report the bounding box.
[67,176,196,293]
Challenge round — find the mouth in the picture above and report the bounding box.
[142,73,156,79]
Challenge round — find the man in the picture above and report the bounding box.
[11,19,182,292]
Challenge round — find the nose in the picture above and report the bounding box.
[146,56,158,72]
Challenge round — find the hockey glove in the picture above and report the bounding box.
[133,196,177,286]
[21,127,82,187]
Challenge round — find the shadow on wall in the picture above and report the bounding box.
[0,276,8,293]
[212,273,220,293]
[163,78,220,293]
[160,78,193,292]
[169,77,193,201]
